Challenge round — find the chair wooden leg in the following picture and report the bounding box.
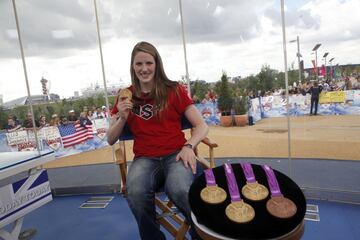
[115,142,127,195]
[118,162,127,195]
[175,222,189,240]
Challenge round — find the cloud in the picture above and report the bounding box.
[1,0,359,102]
[0,0,273,59]
[0,0,112,58]
[264,7,320,30]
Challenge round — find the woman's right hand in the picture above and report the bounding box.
[116,97,133,119]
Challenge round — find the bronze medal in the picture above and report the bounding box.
[241,181,269,201]
[225,200,255,223]
[266,196,297,219]
[200,185,227,204]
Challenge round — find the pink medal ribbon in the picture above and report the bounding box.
[224,163,241,202]
[204,169,217,186]
[241,162,256,183]
[262,165,282,197]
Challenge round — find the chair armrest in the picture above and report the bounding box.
[200,137,218,148]
[196,137,218,169]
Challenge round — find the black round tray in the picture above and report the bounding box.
[189,163,306,239]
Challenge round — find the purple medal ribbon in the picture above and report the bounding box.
[204,169,217,186]
[262,165,282,197]
[240,162,256,183]
[224,163,241,202]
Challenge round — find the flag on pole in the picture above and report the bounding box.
[311,60,317,74]
[58,123,90,148]
[319,65,327,77]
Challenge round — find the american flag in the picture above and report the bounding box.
[58,123,93,148]
[85,124,96,139]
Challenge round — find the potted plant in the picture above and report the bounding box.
[232,93,247,127]
[217,72,233,127]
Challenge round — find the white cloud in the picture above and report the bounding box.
[0,0,359,102]
[213,5,225,17]
[51,30,74,39]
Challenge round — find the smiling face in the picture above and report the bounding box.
[132,51,156,91]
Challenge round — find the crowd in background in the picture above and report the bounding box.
[3,76,359,132]
[4,105,112,133]
[192,90,218,104]
[191,76,360,105]
[261,75,360,98]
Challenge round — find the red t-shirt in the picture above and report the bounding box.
[112,84,193,158]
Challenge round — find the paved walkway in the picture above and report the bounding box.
[196,115,360,161]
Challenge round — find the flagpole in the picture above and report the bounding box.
[178,0,191,96]
[93,0,120,172]
[280,0,292,177]
[12,0,40,155]
[93,0,110,117]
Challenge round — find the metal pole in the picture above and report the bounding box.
[93,0,118,169]
[296,36,301,83]
[11,0,40,155]
[315,50,318,81]
[280,0,292,177]
[330,62,333,79]
[178,0,191,96]
[93,0,110,118]
[324,56,327,80]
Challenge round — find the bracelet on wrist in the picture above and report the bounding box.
[183,143,193,150]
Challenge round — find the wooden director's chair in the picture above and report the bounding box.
[114,117,218,240]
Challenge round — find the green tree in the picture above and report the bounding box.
[216,71,233,115]
[191,80,209,101]
[0,106,8,129]
[258,64,275,91]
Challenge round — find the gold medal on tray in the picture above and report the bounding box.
[200,169,227,204]
[242,181,269,201]
[240,162,269,201]
[224,163,255,224]
[226,200,255,223]
[200,185,227,204]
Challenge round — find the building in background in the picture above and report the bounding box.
[2,94,60,110]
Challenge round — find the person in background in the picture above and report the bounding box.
[87,110,95,121]
[201,93,211,104]
[108,103,113,112]
[246,91,255,126]
[22,113,40,129]
[93,107,105,119]
[107,41,208,240]
[102,106,108,118]
[308,81,323,116]
[192,95,201,104]
[67,110,78,123]
[5,117,22,132]
[39,115,49,128]
[49,114,60,126]
[60,116,68,126]
[79,111,93,128]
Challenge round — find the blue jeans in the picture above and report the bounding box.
[126,151,199,240]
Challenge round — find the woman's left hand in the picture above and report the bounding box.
[176,147,197,174]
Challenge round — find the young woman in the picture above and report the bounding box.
[107,42,208,240]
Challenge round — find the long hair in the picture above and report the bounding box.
[130,41,177,113]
